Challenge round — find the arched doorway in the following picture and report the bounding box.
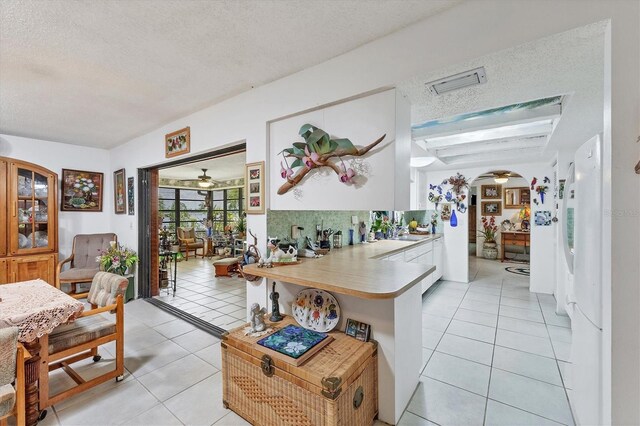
[468,170,532,281]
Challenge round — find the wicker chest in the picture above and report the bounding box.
[222,316,378,426]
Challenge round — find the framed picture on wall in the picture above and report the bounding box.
[127,177,135,215]
[114,169,126,214]
[245,161,265,214]
[481,201,502,216]
[61,169,103,212]
[165,126,190,158]
[440,203,452,221]
[481,184,502,199]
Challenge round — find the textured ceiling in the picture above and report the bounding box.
[159,151,245,181]
[400,22,606,170]
[0,0,458,148]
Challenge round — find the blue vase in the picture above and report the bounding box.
[540,192,545,204]
[432,224,436,234]
[450,210,458,227]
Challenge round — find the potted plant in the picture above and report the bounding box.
[478,216,499,260]
[97,242,139,276]
[235,214,246,239]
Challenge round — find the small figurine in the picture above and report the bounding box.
[270,282,283,322]
[249,303,267,332]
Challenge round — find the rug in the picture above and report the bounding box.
[505,266,530,276]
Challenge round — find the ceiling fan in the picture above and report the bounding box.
[476,170,521,184]
[180,168,216,188]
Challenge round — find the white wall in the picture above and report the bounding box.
[0,134,113,259]
[425,163,555,293]
[268,89,410,211]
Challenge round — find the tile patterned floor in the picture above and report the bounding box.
[154,258,247,330]
[35,256,574,426]
[406,257,574,426]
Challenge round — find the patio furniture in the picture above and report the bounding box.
[40,272,126,409]
[0,327,27,426]
[176,227,205,261]
[213,257,240,277]
[56,233,117,297]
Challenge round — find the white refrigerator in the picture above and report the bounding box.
[565,134,604,425]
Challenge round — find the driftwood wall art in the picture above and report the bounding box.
[277,124,385,195]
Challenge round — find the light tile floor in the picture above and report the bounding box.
[37,256,574,426]
[154,258,247,330]
[408,257,574,426]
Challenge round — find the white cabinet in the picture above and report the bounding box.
[433,237,443,282]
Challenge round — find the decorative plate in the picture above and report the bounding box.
[292,288,340,332]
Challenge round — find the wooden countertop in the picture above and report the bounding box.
[243,235,441,300]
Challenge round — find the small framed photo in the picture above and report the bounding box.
[61,169,103,212]
[245,161,265,214]
[481,200,502,216]
[113,169,126,214]
[165,126,190,158]
[481,184,502,199]
[127,177,135,215]
[345,318,371,342]
[440,203,451,221]
[558,179,566,200]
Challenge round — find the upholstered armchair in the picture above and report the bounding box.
[39,272,126,409]
[176,227,205,260]
[56,233,117,297]
[0,327,27,426]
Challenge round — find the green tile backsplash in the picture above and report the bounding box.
[266,210,371,246]
[266,209,441,246]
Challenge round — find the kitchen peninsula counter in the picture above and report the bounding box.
[243,235,440,299]
[243,234,442,425]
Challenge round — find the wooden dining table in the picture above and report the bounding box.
[0,279,84,426]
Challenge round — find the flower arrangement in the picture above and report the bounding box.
[535,185,548,195]
[97,242,139,276]
[430,212,439,228]
[478,216,498,243]
[443,173,469,196]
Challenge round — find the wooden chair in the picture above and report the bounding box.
[0,327,28,426]
[176,227,205,261]
[39,272,126,409]
[56,233,117,297]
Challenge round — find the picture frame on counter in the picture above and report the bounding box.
[481,200,502,216]
[61,168,104,212]
[345,318,371,342]
[113,168,126,214]
[245,161,265,214]
[481,184,502,199]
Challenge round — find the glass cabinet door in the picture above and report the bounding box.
[10,163,55,254]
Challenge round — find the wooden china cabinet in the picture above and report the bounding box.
[0,157,58,285]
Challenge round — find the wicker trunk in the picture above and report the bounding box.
[222,316,378,426]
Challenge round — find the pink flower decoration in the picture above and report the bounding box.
[303,146,321,168]
[280,161,293,179]
[339,162,356,183]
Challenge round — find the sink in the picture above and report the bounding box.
[393,235,426,241]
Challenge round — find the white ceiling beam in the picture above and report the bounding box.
[411,102,561,140]
[435,136,547,157]
[443,146,545,165]
[423,121,553,149]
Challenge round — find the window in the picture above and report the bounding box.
[158,187,243,236]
